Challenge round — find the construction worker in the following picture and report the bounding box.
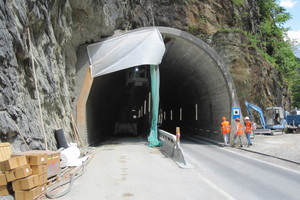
[220,117,231,146]
[244,116,253,147]
[233,118,244,147]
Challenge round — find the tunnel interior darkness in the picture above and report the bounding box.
[84,27,235,145]
[86,67,151,143]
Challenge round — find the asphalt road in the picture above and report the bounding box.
[181,137,300,200]
[52,136,300,200]
[55,137,229,200]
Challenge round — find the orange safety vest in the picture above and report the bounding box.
[221,121,231,134]
[236,122,244,135]
[245,121,252,133]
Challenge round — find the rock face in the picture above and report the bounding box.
[207,31,291,112]
[0,0,290,151]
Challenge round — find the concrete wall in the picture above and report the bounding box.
[157,27,240,141]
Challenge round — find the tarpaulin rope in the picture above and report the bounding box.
[148,65,162,147]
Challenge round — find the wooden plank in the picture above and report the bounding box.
[71,114,83,147]
[76,67,94,146]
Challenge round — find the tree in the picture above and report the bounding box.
[256,0,300,106]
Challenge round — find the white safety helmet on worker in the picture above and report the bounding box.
[244,116,250,120]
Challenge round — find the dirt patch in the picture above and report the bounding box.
[249,133,300,163]
[122,193,134,198]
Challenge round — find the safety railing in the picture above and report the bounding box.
[158,129,192,168]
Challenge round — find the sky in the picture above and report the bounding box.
[279,0,300,57]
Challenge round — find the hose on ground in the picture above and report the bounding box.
[45,153,93,199]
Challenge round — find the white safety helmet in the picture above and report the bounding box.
[244,116,250,120]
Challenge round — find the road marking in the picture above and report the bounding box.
[186,154,236,200]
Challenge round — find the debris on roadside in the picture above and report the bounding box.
[0,143,60,199]
[0,127,93,200]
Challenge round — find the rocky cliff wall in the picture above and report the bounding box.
[0,0,290,151]
[184,0,291,111]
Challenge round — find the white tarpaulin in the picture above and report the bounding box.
[87,28,166,77]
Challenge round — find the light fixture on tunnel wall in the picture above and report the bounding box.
[148,92,151,113]
[195,104,198,121]
[180,108,182,121]
[158,113,162,124]
[132,108,137,119]
[170,110,173,121]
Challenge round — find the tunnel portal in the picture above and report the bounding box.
[75,27,240,145]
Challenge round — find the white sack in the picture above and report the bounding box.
[60,145,81,168]
[87,28,166,77]
[67,156,89,167]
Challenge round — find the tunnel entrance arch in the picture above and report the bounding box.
[75,27,240,146]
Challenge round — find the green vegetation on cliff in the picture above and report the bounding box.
[292,74,300,108]
[187,0,299,107]
[225,0,300,108]
[257,0,296,75]
[256,0,300,107]
[292,58,300,108]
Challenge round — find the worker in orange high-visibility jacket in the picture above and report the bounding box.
[233,118,244,147]
[244,116,253,147]
[220,117,231,146]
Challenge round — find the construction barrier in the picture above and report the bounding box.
[158,129,192,168]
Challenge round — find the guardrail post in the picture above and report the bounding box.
[176,127,180,143]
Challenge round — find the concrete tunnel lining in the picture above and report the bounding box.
[74,27,240,145]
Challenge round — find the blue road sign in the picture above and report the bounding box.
[232,108,241,119]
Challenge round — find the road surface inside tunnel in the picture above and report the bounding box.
[56,136,300,200]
